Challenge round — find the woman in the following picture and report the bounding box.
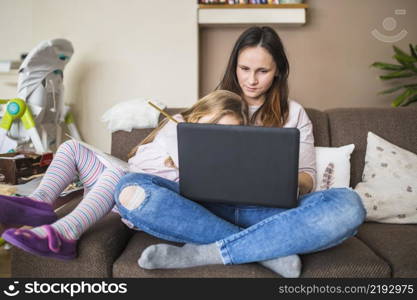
[114,27,366,278]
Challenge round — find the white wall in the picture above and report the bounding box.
[1,0,198,152]
[0,1,33,98]
[200,0,417,110]
[0,0,33,60]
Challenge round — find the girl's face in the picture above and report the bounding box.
[236,46,277,106]
[198,113,241,125]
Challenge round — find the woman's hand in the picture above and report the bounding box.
[298,172,313,196]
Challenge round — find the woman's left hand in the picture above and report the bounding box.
[298,172,313,195]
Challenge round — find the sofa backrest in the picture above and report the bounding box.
[111,106,417,189]
[305,108,330,147]
[326,107,417,187]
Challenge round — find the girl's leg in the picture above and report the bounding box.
[0,139,104,227]
[30,140,109,240]
[2,140,125,259]
[139,188,366,267]
[3,167,125,260]
[31,139,114,239]
[30,139,105,205]
[33,167,125,240]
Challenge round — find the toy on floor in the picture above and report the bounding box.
[0,98,43,153]
[0,38,82,154]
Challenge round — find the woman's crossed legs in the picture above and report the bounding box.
[115,173,366,277]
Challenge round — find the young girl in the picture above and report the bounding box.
[113,26,366,278]
[0,90,248,260]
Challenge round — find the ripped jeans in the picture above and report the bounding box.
[114,173,366,265]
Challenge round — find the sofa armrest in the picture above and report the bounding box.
[11,195,133,278]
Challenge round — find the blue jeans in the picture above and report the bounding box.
[114,173,366,265]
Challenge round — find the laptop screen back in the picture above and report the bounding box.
[178,123,300,208]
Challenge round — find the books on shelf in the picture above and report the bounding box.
[198,0,282,4]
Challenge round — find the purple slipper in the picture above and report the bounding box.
[2,225,77,260]
[0,195,57,226]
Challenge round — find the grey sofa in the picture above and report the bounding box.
[10,106,417,278]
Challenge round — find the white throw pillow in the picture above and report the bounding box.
[354,132,417,224]
[314,144,355,191]
[101,98,167,133]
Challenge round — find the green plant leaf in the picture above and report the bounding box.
[393,45,414,60]
[404,83,417,89]
[393,58,417,75]
[380,70,415,80]
[378,86,403,94]
[391,89,412,107]
[410,44,417,59]
[392,88,417,107]
[402,93,417,106]
[393,54,417,67]
[374,45,417,107]
[393,46,417,72]
[371,62,405,70]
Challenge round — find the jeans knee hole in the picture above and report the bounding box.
[119,186,146,210]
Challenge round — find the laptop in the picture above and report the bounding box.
[177,123,300,208]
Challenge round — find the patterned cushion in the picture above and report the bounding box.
[355,132,417,224]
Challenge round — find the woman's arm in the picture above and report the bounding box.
[290,101,316,194]
[298,172,314,195]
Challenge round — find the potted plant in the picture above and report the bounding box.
[371,44,417,107]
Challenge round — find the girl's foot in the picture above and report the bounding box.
[2,225,77,260]
[0,195,57,227]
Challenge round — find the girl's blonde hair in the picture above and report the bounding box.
[128,90,248,158]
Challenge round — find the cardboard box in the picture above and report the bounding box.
[0,152,53,185]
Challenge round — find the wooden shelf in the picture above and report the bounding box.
[198,4,307,26]
[199,4,308,9]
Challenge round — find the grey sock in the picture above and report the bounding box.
[259,255,302,278]
[138,242,223,269]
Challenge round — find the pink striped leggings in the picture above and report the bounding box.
[30,140,125,240]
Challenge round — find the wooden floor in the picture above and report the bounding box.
[0,245,11,278]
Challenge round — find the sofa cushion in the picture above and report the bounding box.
[113,232,278,278]
[301,236,390,278]
[11,196,133,278]
[355,132,417,224]
[326,107,417,187]
[357,222,417,278]
[113,232,390,278]
[314,144,355,191]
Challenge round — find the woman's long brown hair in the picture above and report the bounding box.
[217,26,289,127]
[127,90,248,159]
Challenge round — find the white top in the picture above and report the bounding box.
[248,105,261,118]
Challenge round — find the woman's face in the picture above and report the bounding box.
[236,46,277,106]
